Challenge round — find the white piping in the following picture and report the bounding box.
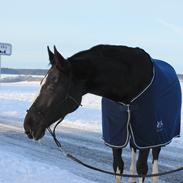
[104,60,156,148]
[130,60,155,103]
[103,104,131,148]
[129,123,180,149]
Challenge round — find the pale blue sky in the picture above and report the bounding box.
[1,0,183,73]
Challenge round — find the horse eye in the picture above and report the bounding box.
[51,76,59,83]
[46,84,55,92]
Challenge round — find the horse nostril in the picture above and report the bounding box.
[25,129,33,139]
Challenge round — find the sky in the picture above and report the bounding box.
[0,0,183,73]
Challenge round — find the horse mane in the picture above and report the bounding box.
[69,44,151,64]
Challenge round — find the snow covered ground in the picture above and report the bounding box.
[0,147,96,183]
[0,75,182,183]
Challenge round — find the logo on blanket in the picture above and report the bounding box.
[156,120,164,132]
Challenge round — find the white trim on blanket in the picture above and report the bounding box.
[131,59,155,103]
[129,123,180,149]
[117,59,155,106]
[102,105,131,148]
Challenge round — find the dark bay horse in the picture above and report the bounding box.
[24,45,181,183]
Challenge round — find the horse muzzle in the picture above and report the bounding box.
[23,113,46,140]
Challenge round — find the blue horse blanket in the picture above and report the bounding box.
[102,59,181,149]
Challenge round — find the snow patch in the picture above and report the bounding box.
[0,148,97,183]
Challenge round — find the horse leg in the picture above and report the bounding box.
[136,148,150,183]
[128,146,137,183]
[151,147,161,183]
[112,148,124,183]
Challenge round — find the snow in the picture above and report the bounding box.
[0,75,182,183]
[0,148,96,183]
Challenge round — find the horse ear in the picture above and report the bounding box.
[47,46,54,65]
[54,46,67,72]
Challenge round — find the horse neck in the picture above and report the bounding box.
[70,54,153,103]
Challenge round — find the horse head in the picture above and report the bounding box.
[24,46,83,140]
